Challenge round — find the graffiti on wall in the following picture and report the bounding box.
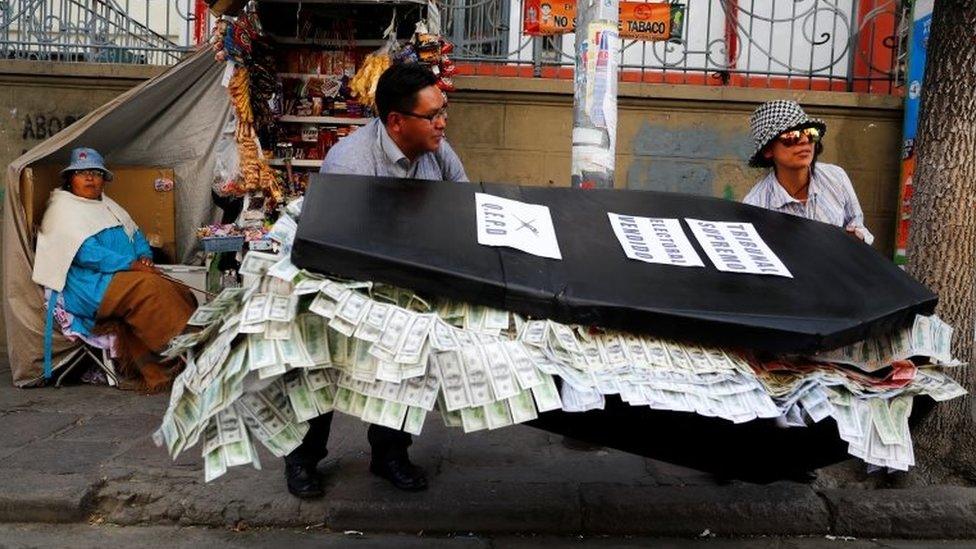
[21,113,86,142]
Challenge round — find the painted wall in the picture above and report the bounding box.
[0,60,166,171]
[448,76,903,254]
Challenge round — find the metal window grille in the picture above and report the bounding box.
[0,0,207,65]
[442,0,909,94]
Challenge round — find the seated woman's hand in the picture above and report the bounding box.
[129,258,159,274]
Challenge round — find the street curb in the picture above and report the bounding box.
[579,483,829,536]
[17,473,976,539]
[320,481,581,534]
[823,487,976,539]
[0,473,98,524]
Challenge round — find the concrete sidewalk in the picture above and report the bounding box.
[1,362,974,539]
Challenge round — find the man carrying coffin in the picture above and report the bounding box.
[284,63,469,499]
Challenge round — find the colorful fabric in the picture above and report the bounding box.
[32,189,140,292]
[96,271,197,355]
[61,226,152,335]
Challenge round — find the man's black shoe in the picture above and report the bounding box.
[369,458,428,491]
[285,462,324,499]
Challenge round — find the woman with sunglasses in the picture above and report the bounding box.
[742,100,874,244]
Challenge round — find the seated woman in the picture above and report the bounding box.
[743,100,874,245]
[31,147,196,391]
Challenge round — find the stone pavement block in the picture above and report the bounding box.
[94,463,304,527]
[318,480,581,534]
[0,411,82,453]
[55,413,161,442]
[109,436,203,470]
[1,384,158,416]
[580,482,829,536]
[0,472,96,523]
[823,487,976,539]
[0,439,120,474]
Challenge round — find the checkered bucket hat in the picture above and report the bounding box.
[748,100,827,167]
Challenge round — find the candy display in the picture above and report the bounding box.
[349,49,393,108]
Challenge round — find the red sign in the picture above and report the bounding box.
[523,1,576,36]
[619,2,671,41]
[523,1,677,41]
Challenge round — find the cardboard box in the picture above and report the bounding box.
[22,165,178,263]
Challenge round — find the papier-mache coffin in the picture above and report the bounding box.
[292,174,936,355]
[289,174,938,480]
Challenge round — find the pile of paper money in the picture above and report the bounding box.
[154,203,967,482]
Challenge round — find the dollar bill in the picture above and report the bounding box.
[459,406,488,433]
[348,392,368,418]
[484,308,509,331]
[508,390,539,424]
[484,400,514,430]
[354,302,392,343]
[268,295,298,323]
[241,294,271,326]
[309,291,339,319]
[378,400,408,430]
[239,251,280,277]
[458,345,493,406]
[482,342,519,400]
[284,371,319,422]
[277,324,314,367]
[361,396,387,425]
[223,436,254,468]
[395,314,435,364]
[299,314,332,366]
[204,446,227,482]
[187,305,225,327]
[370,309,414,361]
[312,385,335,414]
[247,334,278,370]
[430,318,461,351]
[520,320,549,347]
[432,351,469,411]
[530,374,562,412]
[332,387,353,414]
[403,406,426,435]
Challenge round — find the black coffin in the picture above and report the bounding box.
[292,174,936,354]
[525,393,935,483]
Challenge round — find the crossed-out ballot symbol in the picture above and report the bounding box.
[513,215,539,235]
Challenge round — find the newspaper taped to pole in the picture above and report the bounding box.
[572,0,619,189]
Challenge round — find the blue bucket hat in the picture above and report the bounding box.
[60,147,114,181]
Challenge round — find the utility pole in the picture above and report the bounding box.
[571,0,620,189]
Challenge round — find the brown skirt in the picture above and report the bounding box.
[95,271,197,388]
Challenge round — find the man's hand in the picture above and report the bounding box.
[845,226,867,242]
[129,257,160,274]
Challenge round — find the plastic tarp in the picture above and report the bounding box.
[293,174,937,354]
[4,48,230,386]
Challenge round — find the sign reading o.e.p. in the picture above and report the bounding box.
[475,193,563,260]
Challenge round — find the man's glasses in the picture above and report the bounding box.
[396,107,449,123]
[75,169,105,179]
[776,127,821,147]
